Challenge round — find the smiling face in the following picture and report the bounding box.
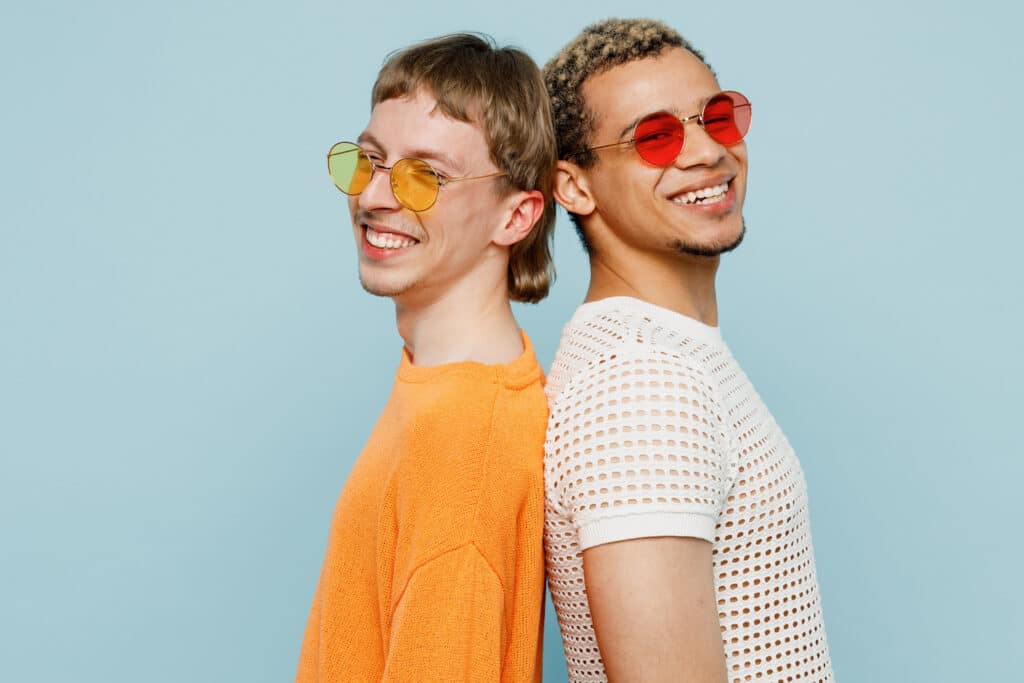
[350,88,510,302]
[577,47,748,259]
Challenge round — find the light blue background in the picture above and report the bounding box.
[2,1,1021,681]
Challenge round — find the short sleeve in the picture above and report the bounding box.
[545,349,732,550]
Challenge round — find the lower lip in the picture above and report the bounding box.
[672,184,737,214]
[360,228,418,261]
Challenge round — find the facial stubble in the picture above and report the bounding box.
[670,216,746,258]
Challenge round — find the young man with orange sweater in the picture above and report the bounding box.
[295,34,556,682]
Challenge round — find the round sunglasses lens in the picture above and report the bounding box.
[703,92,751,146]
[328,142,372,195]
[634,113,686,166]
[392,158,440,211]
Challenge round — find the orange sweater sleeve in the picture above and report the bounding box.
[382,544,505,682]
[294,580,321,683]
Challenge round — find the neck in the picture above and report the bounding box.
[393,272,524,367]
[585,249,721,327]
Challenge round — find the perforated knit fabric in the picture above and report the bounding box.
[544,297,833,683]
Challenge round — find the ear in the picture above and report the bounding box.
[493,189,545,247]
[553,159,596,217]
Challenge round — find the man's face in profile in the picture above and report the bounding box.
[349,88,508,302]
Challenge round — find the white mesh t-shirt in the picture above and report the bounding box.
[544,296,833,682]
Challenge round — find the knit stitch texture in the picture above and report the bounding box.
[544,298,833,682]
[296,332,547,682]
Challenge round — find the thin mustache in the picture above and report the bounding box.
[353,209,421,240]
[354,209,382,226]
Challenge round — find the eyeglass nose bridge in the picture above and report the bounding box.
[362,159,396,188]
[678,112,704,127]
[354,158,401,206]
[673,110,726,157]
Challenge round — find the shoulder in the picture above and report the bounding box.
[542,329,733,546]
[545,346,722,463]
[388,372,545,568]
[393,364,545,498]
[548,341,718,426]
[544,317,730,509]
[546,297,720,408]
[398,378,500,480]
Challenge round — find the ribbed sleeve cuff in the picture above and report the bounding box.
[577,511,717,551]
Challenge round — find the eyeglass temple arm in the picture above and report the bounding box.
[439,170,506,186]
[327,146,504,186]
[585,112,708,154]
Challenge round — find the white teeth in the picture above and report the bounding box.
[673,182,730,205]
[366,226,416,249]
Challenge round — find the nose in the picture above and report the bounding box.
[675,120,726,170]
[358,164,402,212]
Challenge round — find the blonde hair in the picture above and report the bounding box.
[373,34,557,303]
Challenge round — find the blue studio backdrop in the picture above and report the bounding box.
[2,1,1021,681]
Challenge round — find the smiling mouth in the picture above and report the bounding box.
[364,225,419,250]
[671,180,731,206]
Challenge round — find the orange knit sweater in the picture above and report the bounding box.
[296,332,547,682]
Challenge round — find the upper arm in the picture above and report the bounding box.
[583,536,726,683]
[547,350,732,681]
[383,545,505,682]
[294,580,322,683]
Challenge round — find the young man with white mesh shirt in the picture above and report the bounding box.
[542,19,834,682]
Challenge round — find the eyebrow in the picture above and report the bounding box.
[406,148,464,176]
[618,115,647,141]
[617,108,681,140]
[356,131,464,175]
[615,95,713,140]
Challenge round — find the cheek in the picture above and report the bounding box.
[451,192,501,236]
[729,144,749,173]
[730,149,749,200]
[589,167,670,247]
[592,164,661,215]
[419,202,483,256]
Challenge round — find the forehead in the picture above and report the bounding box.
[582,48,721,138]
[361,88,490,167]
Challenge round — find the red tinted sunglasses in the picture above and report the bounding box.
[589,90,752,166]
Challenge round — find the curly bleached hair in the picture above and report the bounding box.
[543,18,713,247]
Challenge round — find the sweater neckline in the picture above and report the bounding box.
[397,329,542,388]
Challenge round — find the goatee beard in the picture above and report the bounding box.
[670,218,746,258]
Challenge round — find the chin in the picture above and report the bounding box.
[670,218,746,258]
[357,268,419,298]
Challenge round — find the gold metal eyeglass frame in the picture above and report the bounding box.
[585,90,750,158]
[327,142,506,212]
